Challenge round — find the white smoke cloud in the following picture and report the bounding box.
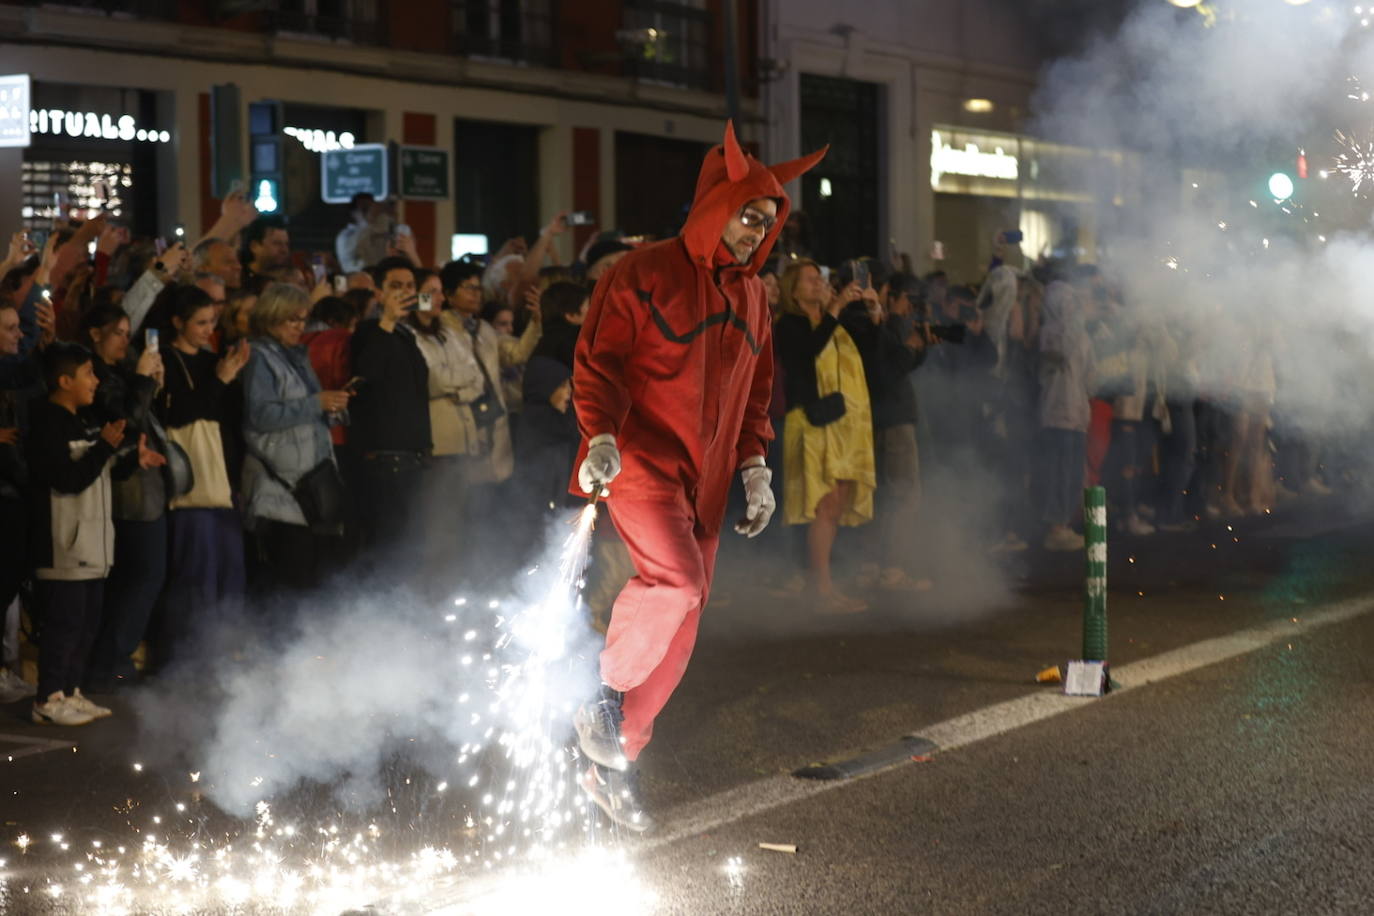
[1030,0,1374,440]
[132,521,602,817]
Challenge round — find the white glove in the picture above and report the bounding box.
[578,433,621,494]
[734,464,775,537]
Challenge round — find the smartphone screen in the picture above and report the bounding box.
[145,328,159,351]
[333,275,348,295]
[154,237,168,257]
[417,291,434,312]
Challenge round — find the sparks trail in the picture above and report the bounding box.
[2,504,651,914]
[1332,129,1374,195]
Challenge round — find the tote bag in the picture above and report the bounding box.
[166,419,232,509]
[167,350,233,510]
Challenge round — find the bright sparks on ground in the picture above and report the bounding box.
[2,502,652,914]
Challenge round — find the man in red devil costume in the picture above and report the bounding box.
[571,123,826,831]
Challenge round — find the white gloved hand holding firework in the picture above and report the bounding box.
[734,458,775,537]
[578,433,621,494]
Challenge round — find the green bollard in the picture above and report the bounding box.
[1082,486,1108,663]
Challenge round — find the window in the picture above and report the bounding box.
[272,0,386,45]
[22,160,133,234]
[621,0,712,91]
[451,0,556,67]
[31,0,177,18]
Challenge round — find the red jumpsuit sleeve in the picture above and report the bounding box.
[735,313,775,463]
[572,261,640,440]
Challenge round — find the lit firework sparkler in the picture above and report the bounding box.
[3,498,664,913]
[1332,129,1374,195]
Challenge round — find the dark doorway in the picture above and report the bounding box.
[279,102,370,254]
[799,73,882,266]
[614,131,710,240]
[454,118,540,250]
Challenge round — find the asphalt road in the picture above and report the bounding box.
[2,497,1373,914]
[637,615,1374,915]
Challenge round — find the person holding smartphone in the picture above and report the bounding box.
[348,256,430,567]
[401,267,492,588]
[0,296,38,703]
[80,304,170,692]
[154,285,251,659]
[774,259,877,614]
[241,284,349,592]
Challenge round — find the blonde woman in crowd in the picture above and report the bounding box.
[773,260,875,614]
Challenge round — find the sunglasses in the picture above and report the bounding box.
[738,208,776,233]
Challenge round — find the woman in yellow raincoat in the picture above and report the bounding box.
[775,260,876,613]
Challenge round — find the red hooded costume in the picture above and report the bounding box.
[572,123,825,761]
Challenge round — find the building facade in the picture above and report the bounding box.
[0,0,762,264]
[760,0,1138,280]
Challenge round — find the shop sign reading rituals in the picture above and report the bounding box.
[29,107,170,143]
[0,74,31,148]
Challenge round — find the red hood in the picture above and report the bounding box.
[681,121,828,277]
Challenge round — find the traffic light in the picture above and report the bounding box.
[249,101,285,214]
[1268,171,1294,201]
[210,84,243,199]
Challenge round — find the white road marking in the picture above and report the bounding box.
[643,594,1374,849]
[0,734,76,761]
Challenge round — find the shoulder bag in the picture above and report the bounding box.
[466,324,507,431]
[166,350,233,510]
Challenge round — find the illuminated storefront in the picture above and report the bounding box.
[929,124,1139,280]
[20,82,177,238]
[277,102,373,251]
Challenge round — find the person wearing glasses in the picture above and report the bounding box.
[241,283,350,592]
[569,122,826,831]
[435,259,540,557]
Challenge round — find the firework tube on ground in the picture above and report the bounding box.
[1081,486,1115,691]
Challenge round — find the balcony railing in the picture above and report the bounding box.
[268,0,387,45]
[25,0,178,18]
[450,0,558,68]
[622,0,712,91]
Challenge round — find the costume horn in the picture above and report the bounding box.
[722,120,750,183]
[768,145,829,187]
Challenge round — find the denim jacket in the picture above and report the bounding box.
[241,336,333,527]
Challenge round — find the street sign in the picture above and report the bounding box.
[0,74,31,149]
[399,145,449,200]
[321,143,388,204]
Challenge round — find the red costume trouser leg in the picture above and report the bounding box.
[601,497,720,763]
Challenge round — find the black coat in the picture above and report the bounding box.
[515,356,579,513]
[773,305,884,414]
[94,359,167,521]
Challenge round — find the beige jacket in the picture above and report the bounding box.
[414,311,539,483]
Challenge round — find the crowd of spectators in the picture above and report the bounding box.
[0,188,1345,723]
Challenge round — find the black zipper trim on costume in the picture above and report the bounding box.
[634,285,762,355]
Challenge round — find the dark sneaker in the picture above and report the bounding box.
[580,763,655,833]
[574,685,628,771]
